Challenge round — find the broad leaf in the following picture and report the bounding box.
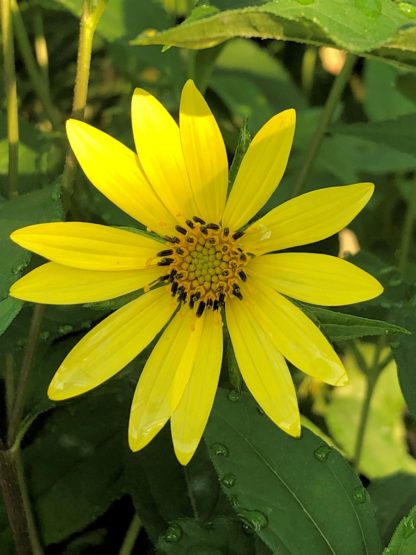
[205,389,382,555]
[383,506,416,555]
[133,0,416,69]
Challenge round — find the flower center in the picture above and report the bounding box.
[157,217,250,316]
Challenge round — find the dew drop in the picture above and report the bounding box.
[399,1,416,18]
[353,486,367,504]
[227,390,240,402]
[221,473,236,488]
[238,509,268,532]
[164,523,183,543]
[402,515,416,538]
[58,324,74,335]
[314,444,331,462]
[210,443,229,457]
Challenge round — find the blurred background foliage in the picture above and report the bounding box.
[1,0,416,553]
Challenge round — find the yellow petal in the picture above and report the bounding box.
[222,109,295,231]
[131,88,195,220]
[66,119,176,234]
[11,222,161,271]
[226,297,300,437]
[246,278,348,386]
[171,309,223,465]
[10,262,161,304]
[128,307,205,452]
[48,287,175,400]
[247,253,383,306]
[243,183,374,255]
[179,80,228,223]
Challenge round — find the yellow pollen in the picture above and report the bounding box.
[158,218,250,316]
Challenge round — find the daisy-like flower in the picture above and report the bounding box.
[10,80,382,465]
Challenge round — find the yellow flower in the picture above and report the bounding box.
[9,80,382,465]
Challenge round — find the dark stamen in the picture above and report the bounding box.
[164,235,180,244]
[171,282,178,296]
[169,269,177,282]
[213,300,219,311]
[207,298,213,308]
[185,219,195,229]
[178,287,187,302]
[159,274,170,282]
[176,247,185,255]
[175,225,187,235]
[239,270,247,282]
[232,284,243,300]
[240,253,247,262]
[218,293,225,306]
[232,230,244,240]
[200,226,208,235]
[193,216,206,225]
[186,236,195,243]
[223,227,229,237]
[157,249,174,257]
[207,223,220,230]
[158,258,174,266]
[196,301,206,317]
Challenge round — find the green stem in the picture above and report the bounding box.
[0,441,32,555]
[301,46,317,101]
[352,338,385,471]
[11,0,61,129]
[32,6,49,88]
[1,0,19,198]
[292,53,357,197]
[398,178,416,274]
[62,0,106,195]
[118,513,142,555]
[8,305,45,448]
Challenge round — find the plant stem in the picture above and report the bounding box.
[0,441,32,555]
[1,0,19,198]
[398,177,416,274]
[62,0,106,195]
[8,305,45,448]
[32,6,49,87]
[11,0,61,129]
[292,52,357,197]
[352,338,385,471]
[118,513,142,555]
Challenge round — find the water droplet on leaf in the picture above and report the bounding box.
[238,509,268,531]
[314,444,331,462]
[210,443,229,456]
[353,486,367,504]
[227,390,240,402]
[164,523,183,543]
[221,473,236,488]
[58,324,73,335]
[399,2,416,18]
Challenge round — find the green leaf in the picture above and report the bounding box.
[205,389,382,555]
[0,184,64,298]
[383,505,416,555]
[132,0,416,68]
[335,114,416,158]
[325,343,416,478]
[124,430,230,542]
[363,60,415,122]
[391,305,416,419]
[23,389,128,545]
[300,305,409,342]
[156,516,266,554]
[368,473,416,545]
[0,297,23,337]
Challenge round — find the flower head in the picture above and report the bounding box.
[10,80,382,465]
